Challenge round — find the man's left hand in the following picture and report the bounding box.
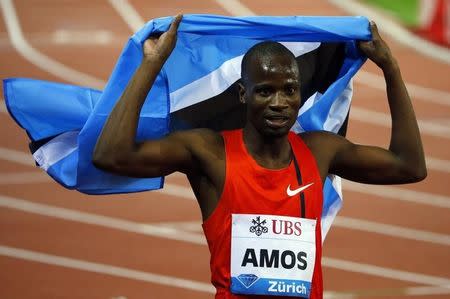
[358,21,395,69]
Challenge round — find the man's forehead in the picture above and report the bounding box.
[248,54,299,79]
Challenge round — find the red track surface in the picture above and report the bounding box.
[0,1,449,298]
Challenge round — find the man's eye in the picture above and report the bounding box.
[258,88,271,96]
[286,87,296,95]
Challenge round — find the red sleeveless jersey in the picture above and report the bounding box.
[202,129,324,299]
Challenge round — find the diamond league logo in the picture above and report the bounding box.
[249,216,268,236]
[237,274,260,288]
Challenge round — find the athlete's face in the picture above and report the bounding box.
[240,54,301,138]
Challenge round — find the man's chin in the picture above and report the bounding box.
[261,126,291,138]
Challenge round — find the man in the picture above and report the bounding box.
[93,15,426,299]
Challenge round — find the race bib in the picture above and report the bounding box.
[230,214,317,298]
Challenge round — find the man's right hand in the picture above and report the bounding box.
[94,14,184,178]
[143,14,183,62]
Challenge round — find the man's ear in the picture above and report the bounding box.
[238,81,246,104]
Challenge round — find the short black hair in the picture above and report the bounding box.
[241,41,297,83]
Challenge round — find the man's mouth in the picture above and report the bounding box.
[264,115,290,128]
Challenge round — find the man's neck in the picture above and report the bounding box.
[242,125,292,169]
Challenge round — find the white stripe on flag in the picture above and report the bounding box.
[33,131,78,171]
[169,54,242,112]
[321,175,344,241]
[324,80,353,133]
[169,42,321,112]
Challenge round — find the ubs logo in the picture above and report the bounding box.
[272,220,302,236]
[249,216,268,236]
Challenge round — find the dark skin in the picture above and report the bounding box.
[93,15,427,221]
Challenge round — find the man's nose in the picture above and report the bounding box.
[269,92,289,110]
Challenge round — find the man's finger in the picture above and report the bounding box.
[370,21,380,37]
[168,14,183,33]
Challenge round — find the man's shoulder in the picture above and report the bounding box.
[298,130,337,144]
[170,128,221,140]
[297,130,348,156]
[298,130,349,140]
[170,128,224,155]
[174,128,225,184]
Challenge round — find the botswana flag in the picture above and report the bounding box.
[4,15,370,239]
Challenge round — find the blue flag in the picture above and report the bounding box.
[4,15,371,239]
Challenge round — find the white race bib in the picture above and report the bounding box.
[230,214,317,298]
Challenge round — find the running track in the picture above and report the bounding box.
[0,1,449,298]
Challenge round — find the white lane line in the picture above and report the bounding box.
[0,194,206,245]
[0,0,105,89]
[2,136,450,175]
[327,0,450,65]
[342,180,450,209]
[5,187,450,248]
[1,245,448,298]
[213,0,254,16]
[52,30,115,45]
[1,195,450,287]
[0,147,35,166]
[108,0,145,32]
[1,243,450,299]
[0,171,50,184]
[163,179,450,210]
[325,294,355,299]
[322,257,450,286]
[157,182,196,199]
[403,285,450,296]
[0,98,6,113]
[0,148,449,208]
[2,160,448,245]
[0,245,215,294]
[155,221,203,232]
[334,216,450,246]
[350,106,450,139]
[154,216,450,246]
[342,285,450,297]
[1,31,119,46]
[356,71,450,108]
[426,156,450,174]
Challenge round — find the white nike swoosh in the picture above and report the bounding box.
[286,182,314,197]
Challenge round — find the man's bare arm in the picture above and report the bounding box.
[309,132,426,184]
[307,22,426,184]
[336,22,426,183]
[93,15,198,177]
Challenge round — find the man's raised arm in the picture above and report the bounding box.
[93,15,196,178]
[307,21,427,184]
